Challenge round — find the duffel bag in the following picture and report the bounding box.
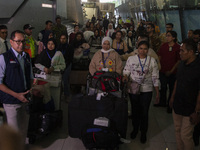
[82,125,120,149]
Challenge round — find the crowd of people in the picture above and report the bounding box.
[0,14,200,150]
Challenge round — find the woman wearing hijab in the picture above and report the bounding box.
[38,31,54,54]
[35,38,66,73]
[89,37,123,76]
[126,31,134,53]
[105,23,115,38]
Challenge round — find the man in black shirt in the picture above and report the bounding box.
[170,39,200,150]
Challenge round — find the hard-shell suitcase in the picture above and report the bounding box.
[68,94,128,138]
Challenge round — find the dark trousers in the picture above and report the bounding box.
[159,72,176,106]
[129,92,152,134]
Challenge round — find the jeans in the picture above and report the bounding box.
[62,64,72,96]
[159,72,176,106]
[129,92,152,134]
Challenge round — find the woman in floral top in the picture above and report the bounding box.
[89,37,123,76]
[123,40,159,143]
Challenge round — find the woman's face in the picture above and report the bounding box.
[138,44,148,58]
[94,30,99,36]
[76,34,82,41]
[128,32,132,37]
[108,24,112,29]
[102,40,110,51]
[166,32,175,43]
[74,26,79,33]
[47,41,55,50]
[116,32,122,40]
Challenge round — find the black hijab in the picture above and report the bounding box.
[35,38,57,68]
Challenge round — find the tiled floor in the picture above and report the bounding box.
[34,95,200,150]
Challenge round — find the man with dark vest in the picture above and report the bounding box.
[0,30,33,143]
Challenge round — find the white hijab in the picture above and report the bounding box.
[101,37,114,53]
[106,23,114,37]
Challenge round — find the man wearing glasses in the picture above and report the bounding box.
[0,25,11,54]
[0,30,33,143]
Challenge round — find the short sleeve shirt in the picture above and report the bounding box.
[173,58,200,116]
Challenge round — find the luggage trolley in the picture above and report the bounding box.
[68,71,128,150]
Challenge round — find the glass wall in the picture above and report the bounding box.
[183,10,200,36]
[121,0,200,41]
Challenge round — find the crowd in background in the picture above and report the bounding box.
[0,13,200,150]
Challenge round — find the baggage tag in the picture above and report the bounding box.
[102,68,108,72]
[94,117,110,127]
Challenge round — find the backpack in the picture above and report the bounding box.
[90,71,121,92]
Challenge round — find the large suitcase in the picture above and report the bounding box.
[68,94,128,138]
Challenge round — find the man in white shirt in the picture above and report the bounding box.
[0,25,11,54]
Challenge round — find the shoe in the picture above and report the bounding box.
[167,107,172,113]
[140,133,147,144]
[130,130,138,139]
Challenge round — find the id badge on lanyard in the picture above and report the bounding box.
[102,68,109,72]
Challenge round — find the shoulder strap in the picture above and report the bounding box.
[140,56,151,84]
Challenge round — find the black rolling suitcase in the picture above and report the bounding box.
[68,94,128,139]
[27,95,63,144]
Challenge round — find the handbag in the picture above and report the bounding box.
[127,81,141,95]
[127,57,151,95]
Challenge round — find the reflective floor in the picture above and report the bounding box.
[34,93,200,150]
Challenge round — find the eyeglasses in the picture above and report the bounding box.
[12,40,25,45]
[146,27,151,29]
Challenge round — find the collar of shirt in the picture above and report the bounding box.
[0,37,5,43]
[11,47,26,59]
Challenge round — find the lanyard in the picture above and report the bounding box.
[46,50,56,60]
[138,55,147,73]
[117,42,120,51]
[102,52,110,68]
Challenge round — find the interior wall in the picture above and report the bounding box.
[3,0,54,39]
